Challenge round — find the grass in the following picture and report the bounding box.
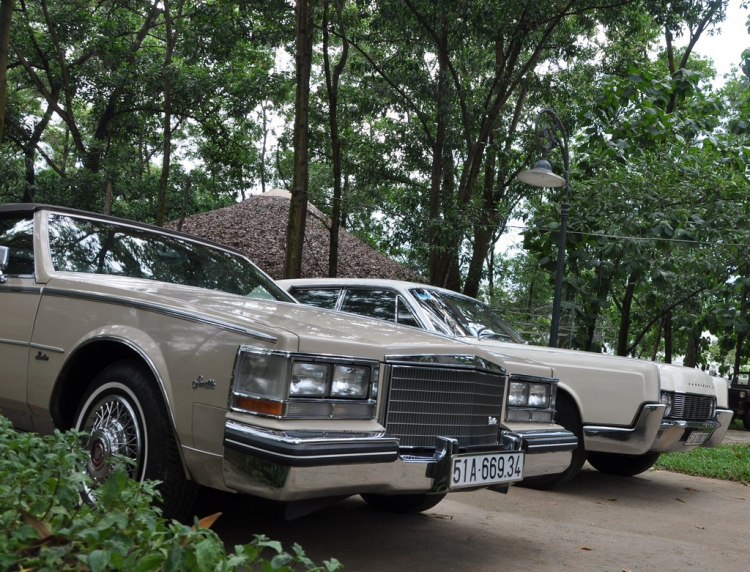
[654,420,750,483]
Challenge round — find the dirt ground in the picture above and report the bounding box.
[199,427,750,572]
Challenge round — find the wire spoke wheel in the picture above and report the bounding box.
[73,360,198,521]
[79,392,144,483]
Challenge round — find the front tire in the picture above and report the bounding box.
[743,410,750,431]
[74,359,197,521]
[360,492,446,514]
[518,395,587,489]
[587,451,661,477]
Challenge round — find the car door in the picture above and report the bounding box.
[0,213,41,430]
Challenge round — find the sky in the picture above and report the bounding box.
[686,0,749,83]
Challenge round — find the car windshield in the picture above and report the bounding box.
[409,288,525,343]
[47,213,293,302]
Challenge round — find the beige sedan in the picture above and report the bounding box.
[1,204,536,520]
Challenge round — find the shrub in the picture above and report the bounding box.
[0,416,341,571]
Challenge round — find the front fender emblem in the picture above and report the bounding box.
[192,375,217,390]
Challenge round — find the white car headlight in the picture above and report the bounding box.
[506,376,557,423]
[528,383,551,408]
[660,392,673,417]
[509,381,530,406]
[291,362,329,396]
[331,365,370,398]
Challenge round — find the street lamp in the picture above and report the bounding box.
[518,108,570,348]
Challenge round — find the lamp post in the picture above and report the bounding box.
[518,108,570,348]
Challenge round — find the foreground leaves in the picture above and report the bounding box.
[0,416,341,571]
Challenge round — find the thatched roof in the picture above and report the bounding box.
[168,190,424,282]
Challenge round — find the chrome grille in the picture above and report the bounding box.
[669,394,716,420]
[384,364,505,449]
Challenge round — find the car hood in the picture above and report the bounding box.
[46,275,496,363]
[465,338,717,398]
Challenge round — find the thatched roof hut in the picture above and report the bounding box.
[169,190,424,281]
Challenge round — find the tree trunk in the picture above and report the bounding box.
[284,0,315,279]
[103,180,113,215]
[0,0,13,144]
[664,311,673,364]
[177,175,191,231]
[464,138,497,299]
[156,0,176,227]
[322,0,348,278]
[650,316,664,361]
[428,18,448,286]
[616,276,637,356]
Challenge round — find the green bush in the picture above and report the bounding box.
[0,416,341,572]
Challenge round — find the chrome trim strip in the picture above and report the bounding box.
[0,338,29,347]
[703,409,733,447]
[41,288,277,342]
[236,345,378,365]
[29,342,64,353]
[0,285,42,294]
[223,421,400,466]
[385,353,506,374]
[583,403,665,455]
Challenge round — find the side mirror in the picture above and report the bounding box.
[0,246,8,283]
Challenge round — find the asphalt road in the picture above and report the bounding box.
[198,429,750,572]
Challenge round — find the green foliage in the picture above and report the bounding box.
[0,416,341,572]
[655,442,750,483]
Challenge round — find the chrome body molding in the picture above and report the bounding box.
[702,409,733,447]
[384,353,506,374]
[649,408,733,452]
[515,429,577,477]
[41,288,277,343]
[29,342,64,353]
[0,338,29,348]
[583,403,665,455]
[222,421,523,502]
[584,404,733,455]
[0,285,43,294]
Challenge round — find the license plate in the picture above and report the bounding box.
[685,431,710,446]
[450,451,524,490]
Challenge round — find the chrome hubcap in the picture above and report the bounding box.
[82,395,142,482]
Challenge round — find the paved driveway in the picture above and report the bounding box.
[198,452,749,572]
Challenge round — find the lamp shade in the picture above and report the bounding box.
[517,159,566,188]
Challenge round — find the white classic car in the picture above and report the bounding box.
[0,204,580,520]
[278,278,733,488]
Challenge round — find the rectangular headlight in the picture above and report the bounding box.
[291,362,330,396]
[331,365,370,398]
[528,383,551,408]
[233,351,290,400]
[509,381,530,406]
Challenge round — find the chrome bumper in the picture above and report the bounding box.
[222,421,524,502]
[517,429,578,477]
[583,404,733,455]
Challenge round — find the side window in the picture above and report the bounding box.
[290,288,342,310]
[0,216,35,276]
[340,289,398,322]
[396,296,421,327]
